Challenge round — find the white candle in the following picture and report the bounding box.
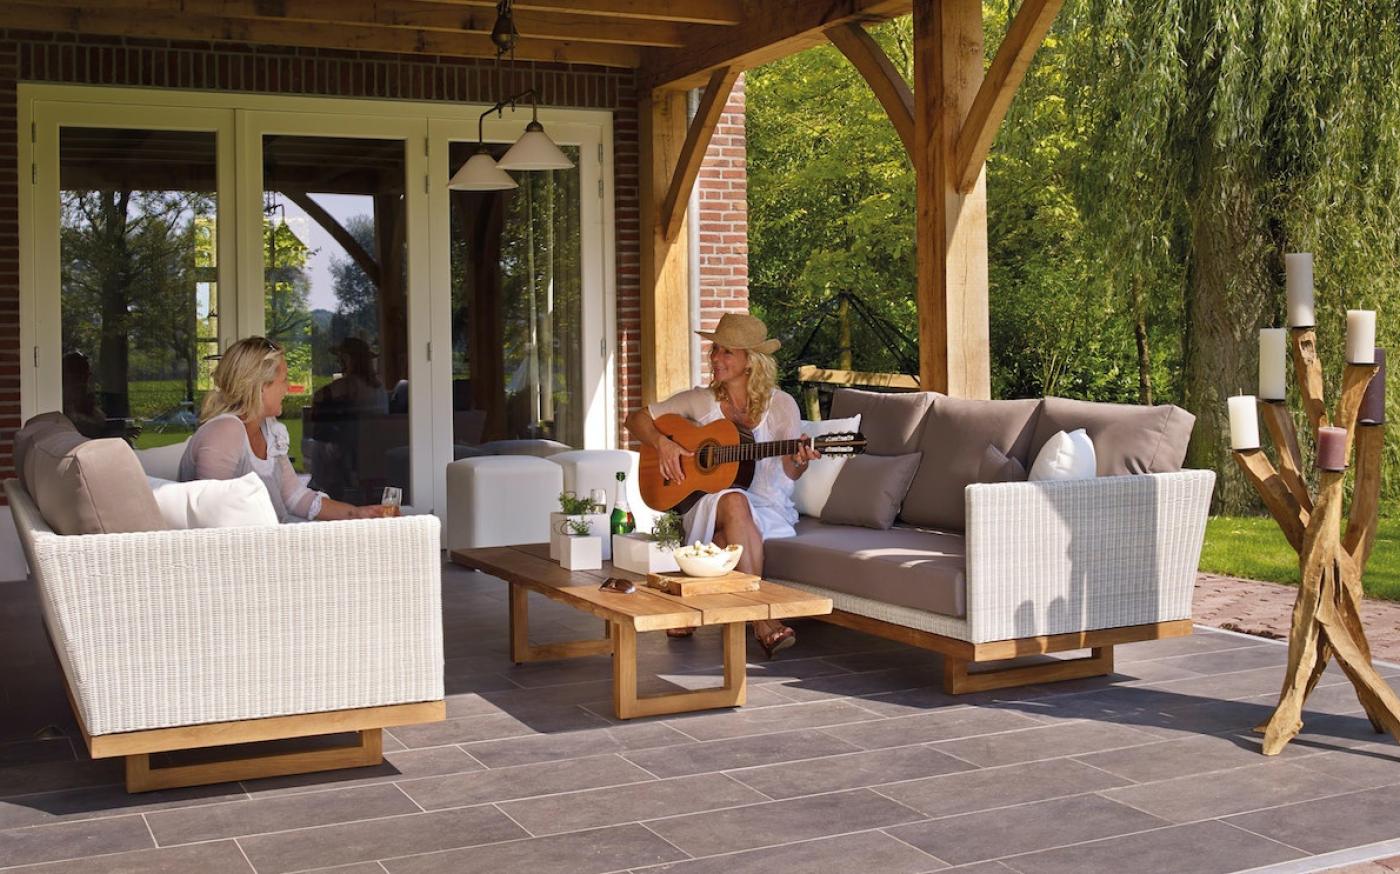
[1228,395,1260,450]
[1346,310,1377,364]
[1286,253,1315,328]
[1259,328,1287,400]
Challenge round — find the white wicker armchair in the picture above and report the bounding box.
[5,479,445,792]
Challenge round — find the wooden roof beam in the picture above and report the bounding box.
[639,0,911,91]
[658,66,740,242]
[6,6,641,67]
[953,0,1064,193]
[440,0,744,26]
[826,23,915,161]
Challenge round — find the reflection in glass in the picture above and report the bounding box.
[263,135,408,503]
[59,128,218,446]
[449,142,583,450]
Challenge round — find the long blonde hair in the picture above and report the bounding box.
[201,336,284,423]
[711,348,778,425]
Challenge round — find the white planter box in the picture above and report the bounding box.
[612,533,680,575]
[550,512,609,560]
[560,535,602,571]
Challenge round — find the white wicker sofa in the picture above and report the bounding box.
[765,390,1215,694]
[6,415,445,793]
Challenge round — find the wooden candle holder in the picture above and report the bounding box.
[1233,327,1395,755]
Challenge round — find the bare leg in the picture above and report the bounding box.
[713,493,788,644]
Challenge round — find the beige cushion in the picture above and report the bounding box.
[978,443,1027,484]
[765,517,966,618]
[17,414,167,535]
[1030,397,1195,476]
[148,472,279,529]
[828,389,936,455]
[821,453,921,530]
[13,412,74,490]
[900,397,1042,531]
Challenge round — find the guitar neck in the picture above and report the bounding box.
[708,438,809,465]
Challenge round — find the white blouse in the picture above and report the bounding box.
[179,414,326,522]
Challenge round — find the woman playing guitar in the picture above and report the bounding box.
[625,313,820,658]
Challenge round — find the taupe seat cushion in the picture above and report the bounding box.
[16,412,166,536]
[765,517,966,618]
[1030,397,1195,476]
[829,388,937,455]
[900,396,1042,531]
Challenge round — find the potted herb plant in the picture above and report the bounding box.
[559,517,602,571]
[612,510,683,575]
[550,491,610,561]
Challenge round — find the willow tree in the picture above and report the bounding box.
[1063,0,1400,512]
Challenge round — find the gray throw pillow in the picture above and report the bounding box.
[821,453,922,530]
[1029,396,1195,476]
[978,443,1027,484]
[900,396,1042,531]
[829,388,938,455]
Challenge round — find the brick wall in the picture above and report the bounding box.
[697,76,750,385]
[0,31,747,483]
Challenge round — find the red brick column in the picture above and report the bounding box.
[696,75,750,386]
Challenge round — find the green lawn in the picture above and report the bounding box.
[1201,515,1400,602]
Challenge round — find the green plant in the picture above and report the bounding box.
[558,491,594,515]
[651,511,685,551]
[565,517,593,537]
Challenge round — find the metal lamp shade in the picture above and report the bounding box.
[447,150,518,190]
[497,122,574,171]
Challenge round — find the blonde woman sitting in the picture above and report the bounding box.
[179,336,389,522]
[626,313,820,658]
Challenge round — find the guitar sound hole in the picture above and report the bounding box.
[697,444,713,471]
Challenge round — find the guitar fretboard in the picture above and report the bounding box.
[704,439,811,466]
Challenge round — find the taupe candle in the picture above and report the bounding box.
[1360,348,1387,425]
[1317,426,1348,471]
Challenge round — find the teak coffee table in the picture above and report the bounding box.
[450,544,833,719]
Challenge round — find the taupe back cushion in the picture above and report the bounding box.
[1030,397,1195,476]
[829,389,937,455]
[901,396,1042,531]
[17,413,167,536]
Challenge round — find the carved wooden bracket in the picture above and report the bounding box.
[658,66,740,242]
[825,22,915,160]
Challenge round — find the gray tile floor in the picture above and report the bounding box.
[3,564,1400,873]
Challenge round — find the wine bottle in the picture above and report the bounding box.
[610,471,636,535]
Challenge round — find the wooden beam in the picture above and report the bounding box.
[825,23,915,160]
[285,192,381,287]
[638,88,694,406]
[444,0,745,26]
[14,0,694,47]
[5,6,641,67]
[639,0,911,91]
[797,364,919,390]
[658,66,739,242]
[954,0,1064,194]
[914,0,990,397]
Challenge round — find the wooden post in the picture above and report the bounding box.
[639,88,695,406]
[913,0,990,398]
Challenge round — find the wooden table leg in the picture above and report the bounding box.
[509,582,613,665]
[613,622,748,720]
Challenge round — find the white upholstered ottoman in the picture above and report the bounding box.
[547,449,656,533]
[445,455,563,550]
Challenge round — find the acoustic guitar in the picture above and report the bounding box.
[639,414,867,514]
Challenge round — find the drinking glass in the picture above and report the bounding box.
[379,486,403,517]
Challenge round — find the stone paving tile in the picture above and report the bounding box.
[398,752,655,810]
[623,728,862,778]
[1290,747,1400,789]
[462,721,694,768]
[238,805,524,874]
[646,788,924,857]
[641,829,946,873]
[1153,643,1289,676]
[0,759,124,799]
[929,720,1161,768]
[0,740,73,769]
[147,782,419,845]
[877,758,1132,819]
[1073,731,1318,783]
[0,815,153,868]
[1103,760,1353,822]
[383,823,686,874]
[997,819,1303,874]
[658,700,877,742]
[889,794,1168,866]
[1225,783,1400,855]
[239,745,484,797]
[388,704,606,748]
[729,744,974,799]
[0,781,244,830]
[769,667,945,704]
[501,772,764,836]
[0,840,255,873]
[820,705,1043,751]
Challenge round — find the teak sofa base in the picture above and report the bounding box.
[816,610,1193,694]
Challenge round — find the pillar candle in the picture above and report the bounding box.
[1259,328,1287,400]
[1228,395,1260,450]
[1346,310,1377,363]
[1317,426,1348,471]
[1285,253,1315,328]
[1360,348,1387,425]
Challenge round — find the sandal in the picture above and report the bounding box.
[757,625,796,659]
[666,627,696,639]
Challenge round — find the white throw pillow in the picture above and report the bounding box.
[1028,428,1097,482]
[147,472,279,529]
[791,414,862,517]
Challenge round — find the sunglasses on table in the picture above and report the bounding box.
[599,577,636,594]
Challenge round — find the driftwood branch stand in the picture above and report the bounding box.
[1233,328,1396,756]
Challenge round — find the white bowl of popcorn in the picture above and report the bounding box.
[673,541,743,577]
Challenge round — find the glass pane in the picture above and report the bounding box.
[59,128,218,446]
[448,142,583,451]
[264,135,409,505]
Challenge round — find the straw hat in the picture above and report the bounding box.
[696,313,780,355]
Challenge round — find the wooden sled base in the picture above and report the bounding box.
[816,610,1191,694]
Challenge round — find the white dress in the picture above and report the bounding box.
[648,387,801,544]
